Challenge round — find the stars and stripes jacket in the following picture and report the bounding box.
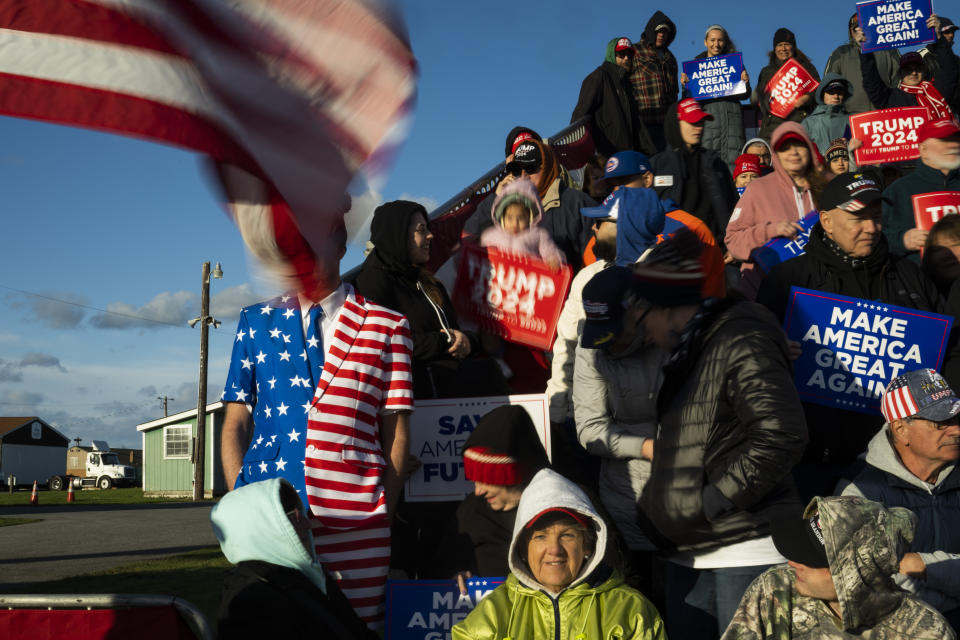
[223,284,414,524]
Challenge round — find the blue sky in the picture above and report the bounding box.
[0,0,945,447]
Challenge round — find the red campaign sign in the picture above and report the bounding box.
[765,59,819,119]
[452,244,572,351]
[850,107,927,165]
[913,191,960,231]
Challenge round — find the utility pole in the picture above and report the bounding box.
[157,396,174,417]
[190,262,222,501]
[73,437,82,447]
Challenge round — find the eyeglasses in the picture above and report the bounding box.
[906,416,960,430]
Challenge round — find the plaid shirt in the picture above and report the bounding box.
[630,40,679,124]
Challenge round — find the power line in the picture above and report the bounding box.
[0,283,231,337]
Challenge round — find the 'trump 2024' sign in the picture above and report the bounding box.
[784,287,953,415]
[857,0,936,53]
[850,107,927,165]
[765,59,818,119]
[453,244,571,350]
[913,191,960,231]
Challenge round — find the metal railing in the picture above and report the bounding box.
[0,593,213,640]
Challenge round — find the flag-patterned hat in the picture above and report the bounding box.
[881,368,960,423]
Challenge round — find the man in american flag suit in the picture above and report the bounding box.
[221,228,414,627]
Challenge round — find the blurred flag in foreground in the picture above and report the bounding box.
[0,0,417,296]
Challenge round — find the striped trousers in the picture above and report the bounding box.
[311,516,391,627]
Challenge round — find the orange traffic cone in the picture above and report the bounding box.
[67,481,75,503]
[29,480,38,506]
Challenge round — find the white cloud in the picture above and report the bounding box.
[210,283,263,322]
[89,291,197,329]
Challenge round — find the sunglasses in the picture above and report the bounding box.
[507,162,541,177]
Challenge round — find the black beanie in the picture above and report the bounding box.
[773,27,796,49]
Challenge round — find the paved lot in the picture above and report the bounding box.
[0,502,218,588]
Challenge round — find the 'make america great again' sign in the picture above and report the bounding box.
[784,287,953,415]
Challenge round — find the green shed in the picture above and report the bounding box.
[136,402,226,498]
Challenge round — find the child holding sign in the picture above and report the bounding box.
[480,177,565,270]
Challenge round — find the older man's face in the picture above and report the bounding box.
[920,134,960,172]
[821,202,882,257]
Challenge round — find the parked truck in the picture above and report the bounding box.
[47,440,137,490]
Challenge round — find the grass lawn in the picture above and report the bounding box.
[0,487,202,507]
[6,547,231,625]
[0,517,41,527]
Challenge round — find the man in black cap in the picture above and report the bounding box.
[860,13,957,117]
[723,496,953,639]
[573,265,665,595]
[756,172,959,500]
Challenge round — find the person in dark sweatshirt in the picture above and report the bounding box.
[630,11,679,152]
[572,37,655,157]
[650,99,738,247]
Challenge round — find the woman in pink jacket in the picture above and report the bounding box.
[724,121,824,298]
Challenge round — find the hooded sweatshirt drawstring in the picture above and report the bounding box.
[417,281,452,342]
[577,591,599,639]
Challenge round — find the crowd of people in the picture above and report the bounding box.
[212,9,960,640]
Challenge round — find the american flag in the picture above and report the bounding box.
[881,375,919,422]
[0,0,417,295]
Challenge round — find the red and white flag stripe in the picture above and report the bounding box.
[882,384,919,422]
[0,0,417,295]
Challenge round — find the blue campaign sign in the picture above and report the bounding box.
[857,0,935,53]
[750,211,820,273]
[385,577,505,640]
[682,53,746,100]
[784,287,953,415]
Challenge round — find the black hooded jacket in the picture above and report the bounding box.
[571,51,656,157]
[755,224,960,481]
[649,103,738,245]
[638,299,807,554]
[353,201,505,399]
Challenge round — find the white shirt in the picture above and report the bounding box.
[298,282,347,361]
[669,535,787,569]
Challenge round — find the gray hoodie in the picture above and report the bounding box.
[802,72,855,158]
[840,426,960,614]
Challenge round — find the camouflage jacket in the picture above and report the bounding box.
[722,496,956,640]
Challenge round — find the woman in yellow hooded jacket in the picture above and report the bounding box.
[452,468,666,640]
